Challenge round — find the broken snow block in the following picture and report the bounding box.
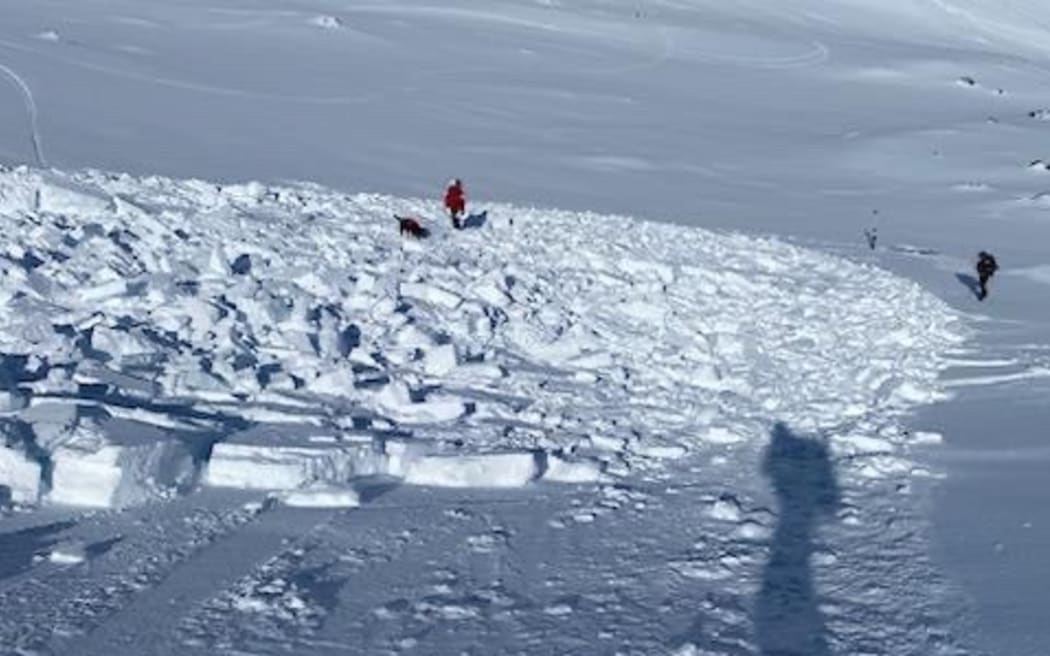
[0,445,42,504]
[373,381,466,424]
[36,174,115,217]
[542,453,604,484]
[47,439,194,509]
[282,484,360,508]
[423,344,458,377]
[403,452,540,488]
[203,426,387,491]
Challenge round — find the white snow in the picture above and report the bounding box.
[48,438,193,509]
[0,445,41,504]
[4,0,1047,651]
[48,541,87,565]
[0,166,960,508]
[542,453,604,484]
[203,427,387,492]
[403,453,540,489]
[282,485,359,509]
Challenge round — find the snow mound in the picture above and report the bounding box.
[309,15,343,30]
[282,484,359,508]
[0,167,962,506]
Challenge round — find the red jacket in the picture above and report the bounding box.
[444,183,465,213]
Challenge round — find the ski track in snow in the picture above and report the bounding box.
[0,167,969,653]
[0,36,380,107]
[0,61,46,167]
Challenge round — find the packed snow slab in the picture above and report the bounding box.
[203,424,595,491]
[403,452,541,488]
[47,437,193,509]
[0,444,41,504]
[203,426,387,491]
[0,168,962,494]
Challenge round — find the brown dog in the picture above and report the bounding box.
[396,214,429,238]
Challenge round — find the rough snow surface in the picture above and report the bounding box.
[0,167,967,655]
[0,167,961,508]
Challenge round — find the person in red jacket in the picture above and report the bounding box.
[444,178,466,229]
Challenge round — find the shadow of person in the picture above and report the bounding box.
[755,422,841,656]
[955,272,982,300]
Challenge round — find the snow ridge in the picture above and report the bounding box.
[0,167,962,507]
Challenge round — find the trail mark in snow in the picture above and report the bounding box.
[0,62,46,167]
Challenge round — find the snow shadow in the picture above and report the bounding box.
[463,210,488,230]
[0,520,76,580]
[85,535,124,559]
[955,272,982,300]
[754,422,841,656]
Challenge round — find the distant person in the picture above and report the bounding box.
[444,178,466,229]
[864,227,878,250]
[976,251,999,300]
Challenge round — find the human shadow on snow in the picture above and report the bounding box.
[955,273,982,300]
[754,422,841,656]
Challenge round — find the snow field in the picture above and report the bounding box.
[0,167,962,510]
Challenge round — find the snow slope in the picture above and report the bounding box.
[4,0,1050,653]
[0,166,968,653]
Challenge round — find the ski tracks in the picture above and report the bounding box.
[0,61,46,167]
[71,504,348,656]
[0,495,277,655]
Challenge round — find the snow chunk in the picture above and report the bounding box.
[404,452,540,488]
[831,434,895,457]
[0,445,42,504]
[703,426,746,445]
[36,175,115,216]
[373,381,466,424]
[49,541,87,565]
[48,438,193,509]
[401,282,462,309]
[543,454,604,483]
[909,430,943,445]
[310,15,343,29]
[282,484,360,508]
[423,344,458,377]
[706,494,743,522]
[204,428,386,491]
